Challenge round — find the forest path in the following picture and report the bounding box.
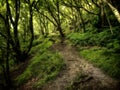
[41,43,119,90]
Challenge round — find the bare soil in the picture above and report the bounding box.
[41,43,119,90]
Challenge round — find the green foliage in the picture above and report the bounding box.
[67,26,120,53]
[67,32,91,46]
[107,40,120,51]
[0,0,120,89]
[15,51,64,88]
[80,47,120,79]
[15,39,64,88]
[31,37,53,54]
[32,52,64,88]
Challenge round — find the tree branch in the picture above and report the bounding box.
[63,2,98,15]
[103,0,120,23]
[91,0,100,7]
[6,0,15,25]
[34,8,57,27]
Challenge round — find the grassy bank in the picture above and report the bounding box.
[80,46,120,79]
[15,38,64,89]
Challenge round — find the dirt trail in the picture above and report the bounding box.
[41,43,119,90]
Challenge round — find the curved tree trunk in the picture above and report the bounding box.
[26,1,35,54]
[103,0,120,23]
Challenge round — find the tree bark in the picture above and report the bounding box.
[26,1,35,54]
[103,0,120,23]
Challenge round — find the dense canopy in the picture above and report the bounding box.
[0,0,120,89]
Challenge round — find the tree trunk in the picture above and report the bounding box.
[56,0,65,38]
[103,0,120,23]
[58,25,65,38]
[4,0,12,88]
[27,1,34,54]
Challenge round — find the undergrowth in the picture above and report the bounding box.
[15,38,64,89]
[67,31,120,80]
[80,47,120,79]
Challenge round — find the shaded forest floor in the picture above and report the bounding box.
[41,43,119,90]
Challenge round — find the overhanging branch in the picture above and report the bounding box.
[63,2,98,15]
